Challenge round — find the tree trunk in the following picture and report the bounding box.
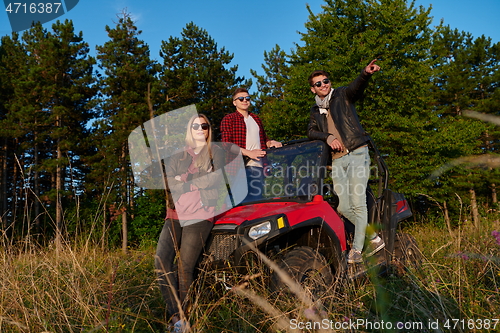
[443,201,452,238]
[55,139,63,252]
[121,210,128,254]
[1,138,7,231]
[492,183,498,205]
[34,139,40,237]
[121,143,128,254]
[470,188,479,229]
[11,142,20,238]
[129,172,135,221]
[146,83,170,209]
[102,202,107,250]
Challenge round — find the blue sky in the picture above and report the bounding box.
[1,0,499,83]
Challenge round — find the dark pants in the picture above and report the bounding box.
[244,166,264,202]
[155,218,213,319]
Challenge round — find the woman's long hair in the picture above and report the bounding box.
[184,114,213,171]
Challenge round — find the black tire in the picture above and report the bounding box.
[392,233,422,275]
[271,246,334,299]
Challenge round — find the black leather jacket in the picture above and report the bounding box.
[307,70,371,152]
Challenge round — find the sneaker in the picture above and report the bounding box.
[365,235,385,257]
[347,249,363,264]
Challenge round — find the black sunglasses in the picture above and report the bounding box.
[191,123,210,130]
[234,96,251,102]
[313,78,330,87]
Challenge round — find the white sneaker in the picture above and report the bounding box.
[347,249,363,264]
[365,235,385,257]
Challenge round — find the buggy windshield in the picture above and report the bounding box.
[245,140,329,202]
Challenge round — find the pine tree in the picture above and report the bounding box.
[258,0,441,197]
[0,41,15,230]
[94,11,158,252]
[250,45,292,140]
[432,26,500,118]
[0,21,96,242]
[46,20,97,246]
[158,22,248,137]
[429,25,500,213]
[0,29,42,235]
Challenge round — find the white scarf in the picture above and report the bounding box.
[315,89,334,115]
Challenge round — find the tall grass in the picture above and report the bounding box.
[0,240,164,332]
[0,211,499,332]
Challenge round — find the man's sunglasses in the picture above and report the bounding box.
[313,78,330,87]
[234,96,251,102]
[191,123,210,130]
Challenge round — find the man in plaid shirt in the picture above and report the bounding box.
[221,88,282,201]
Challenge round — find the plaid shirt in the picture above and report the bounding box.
[220,111,269,150]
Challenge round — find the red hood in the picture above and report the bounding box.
[215,197,346,250]
[215,197,340,227]
[215,201,303,225]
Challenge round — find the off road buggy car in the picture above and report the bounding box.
[200,139,420,289]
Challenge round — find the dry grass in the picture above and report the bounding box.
[408,216,500,321]
[0,241,164,332]
[0,213,499,332]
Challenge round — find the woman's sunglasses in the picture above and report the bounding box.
[313,78,330,87]
[191,123,210,130]
[234,96,251,102]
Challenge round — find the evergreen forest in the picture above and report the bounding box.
[1,0,499,250]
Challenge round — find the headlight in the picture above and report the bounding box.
[248,221,271,240]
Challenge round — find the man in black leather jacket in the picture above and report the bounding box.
[307,59,384,264]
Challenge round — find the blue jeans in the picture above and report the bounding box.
[331,145,375,251]
[244,166,264,202]
[155,219,212,319]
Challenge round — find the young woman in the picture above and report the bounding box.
[155,114,223,332]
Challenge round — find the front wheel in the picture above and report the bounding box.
[271,246,334,299]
